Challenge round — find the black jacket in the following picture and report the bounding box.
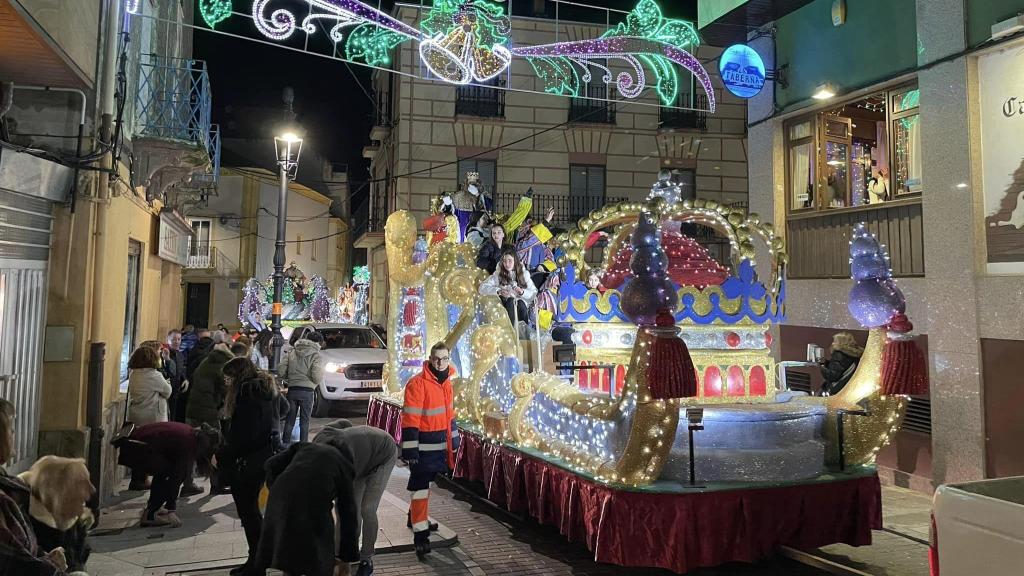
[185,337,215,383]
[475,239,506,274]
[161,348,187,393]
[229,376,290,460]
[256,443,360,576]
[820,350,860,395]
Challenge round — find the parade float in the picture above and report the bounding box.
[366,171,928,573]
[237,263,370,328]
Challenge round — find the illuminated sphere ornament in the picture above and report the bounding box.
[621,210,678,326]
[847,223,906,328]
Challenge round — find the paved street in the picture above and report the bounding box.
[84,405,931,576]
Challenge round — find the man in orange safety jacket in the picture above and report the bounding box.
[400,342,460,558]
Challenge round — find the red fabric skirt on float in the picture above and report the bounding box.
[366,395,881,574]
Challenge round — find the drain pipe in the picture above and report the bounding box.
[87,0,122,505]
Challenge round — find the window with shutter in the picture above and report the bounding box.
[569,165,605,220]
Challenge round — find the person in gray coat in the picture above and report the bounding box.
[280,332,324,443]
[313,420,398,576]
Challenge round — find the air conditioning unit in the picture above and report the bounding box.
[992,14,1024,40]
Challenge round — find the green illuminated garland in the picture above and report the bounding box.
[200,0,232,29]
[527,0,701,106]
[345,24,406,66]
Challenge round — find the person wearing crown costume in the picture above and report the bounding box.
[450,172,487,241]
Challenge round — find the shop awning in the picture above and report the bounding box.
[698,0,815,46]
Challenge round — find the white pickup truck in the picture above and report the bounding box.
[931,476,1024,575]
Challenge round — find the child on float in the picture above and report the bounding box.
[479,249,537,336]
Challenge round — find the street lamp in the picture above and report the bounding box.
[269,90,304,374]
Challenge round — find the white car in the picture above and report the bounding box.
[296,323,387,416]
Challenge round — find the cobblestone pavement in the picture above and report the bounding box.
[93,408,929,576]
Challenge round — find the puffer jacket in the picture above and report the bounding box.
[186,348,233,425]
[279,339,323,390]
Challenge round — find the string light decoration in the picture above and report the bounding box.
[199,0,232,29]
[376,173,912,487]
[229,0,716,110]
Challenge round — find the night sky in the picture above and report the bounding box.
[193,0,698,186]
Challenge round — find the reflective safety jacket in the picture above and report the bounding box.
[401,362,459,472]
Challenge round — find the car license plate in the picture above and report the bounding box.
[361,380,382,388]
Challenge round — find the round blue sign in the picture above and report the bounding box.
[719,44,766,98]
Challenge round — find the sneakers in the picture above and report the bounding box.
[180,484,204,496]
[139,509,182,528]
[355,560,374,576]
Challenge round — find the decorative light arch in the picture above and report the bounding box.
[128,0,716,112]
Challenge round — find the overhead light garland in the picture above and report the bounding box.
[200,0,232,29]
[154,0,715,111]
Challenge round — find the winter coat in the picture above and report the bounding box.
[186,348,233,425]
[475,238,506,274]
[227,375,290,467]
[313,425,398,479]
[162,348,187,393]
[185,337,214,383]
[279,339,323,390]
[479,264,537,302]
[122,422,198,481]
[820,350,861,395]
[0,473,64,576]
[401,362,460,473]
[256,443,359,576]
[127,368,172,425]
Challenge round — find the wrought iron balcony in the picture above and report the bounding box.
[130,54,220,203]
[569,85,616,124]
[659,94,708,132]
[133,54,213,153]
[456,81,506,118]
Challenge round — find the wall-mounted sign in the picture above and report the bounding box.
[719,44,766,99]
[980,47,1024,274]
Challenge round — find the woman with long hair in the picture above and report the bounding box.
[223,358,288,575]
[479,249,537,333]
[475,223,507,274]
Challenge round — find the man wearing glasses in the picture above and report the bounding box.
[400,342,460,559]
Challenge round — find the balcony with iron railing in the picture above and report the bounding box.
[659,94,708,132]
[456,79,506,118]
[569,85,616,124]
[492,190,626,228]
[130,54,221,203]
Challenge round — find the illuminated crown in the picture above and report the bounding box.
[554,198,787,328]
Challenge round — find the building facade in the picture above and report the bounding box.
[700,0,1024,491]
[357,3,749,326]
[182,164,348,330]
[1,0,219,502]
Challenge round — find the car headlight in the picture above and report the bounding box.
[324,362,346,374]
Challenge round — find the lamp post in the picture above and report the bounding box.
[269,89,303,373]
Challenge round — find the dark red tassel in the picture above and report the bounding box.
[881,338,929,396]
[647,310,698,400]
